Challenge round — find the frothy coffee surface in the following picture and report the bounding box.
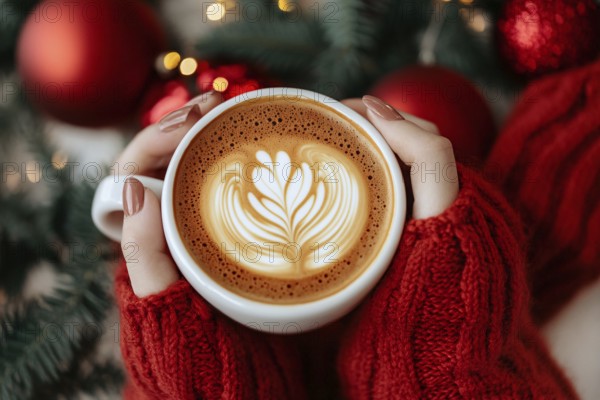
[174,97,393,303]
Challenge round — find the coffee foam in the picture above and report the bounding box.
[174,97,393,304]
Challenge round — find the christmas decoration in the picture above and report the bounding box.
[0,102,123,398]
[369,65,495,164]
[4,0,599,398]
[496,0,600,76]
[139,80,191,127]
[197,63,263,100]
[16,0,166,126]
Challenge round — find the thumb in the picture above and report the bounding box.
[121,177,179,297]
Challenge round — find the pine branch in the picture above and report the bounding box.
[434,5,518,89]
[0,0,40,71]
[318,0,374,50]
[0,278,113,399]
[197,16,324,78]
[308,0,379,98]
[374,0,430,45]
[0,183,115,400]
[0,97,77,297]
[31,341,124,400]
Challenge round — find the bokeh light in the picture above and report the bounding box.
[51,150,68,170]
[206,3,226,21]
[213,77,229,92]
[278,0,296,12]
[180,58,198,76]
[163,52,181,70]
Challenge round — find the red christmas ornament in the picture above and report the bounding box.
[197,63,262,100]
[17,0,166,126]
[369,65,495,164]
[496,0,600,76]
[139,80,191,128]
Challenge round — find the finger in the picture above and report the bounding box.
[341,98,440,135]
[361,96,458,219]
[115,91,223,176]
[121,177,179,297]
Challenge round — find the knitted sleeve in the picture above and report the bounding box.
[337,166,578,400]
[485,59,600,323]
[115,263,306,400]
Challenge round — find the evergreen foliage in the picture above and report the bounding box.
[0,96,123,398]
[197,0,518,98]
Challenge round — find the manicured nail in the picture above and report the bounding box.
[362,95,405,121]
[123,177,145,217]
[158,91,215,133]
[158,105,197,133]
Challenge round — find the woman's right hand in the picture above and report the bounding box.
[117,91,223,297]
[114,92,307,400]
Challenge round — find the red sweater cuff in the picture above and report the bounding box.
[405,164,524,243]
[115,262,213,322]
[337,164,577,399]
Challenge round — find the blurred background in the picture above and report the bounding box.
[1,0,599,398]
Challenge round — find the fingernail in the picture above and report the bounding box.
[362,95,405,121]
[158,91,215,133]
[186,90,215,105]
[123,177,145,217]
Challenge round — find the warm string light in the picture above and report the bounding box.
[206,2,226,21]
[278,0,296,12]
[460,8,488,33]
[440,0,488,34]
[469,12,487,32]
[26,160,40,183]
[51,150,68,170]
[212,77,229,92]
[5,170,21,192]
[163,52,181,71]
[180,58,198,76]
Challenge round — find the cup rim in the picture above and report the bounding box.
[161,87,406,324]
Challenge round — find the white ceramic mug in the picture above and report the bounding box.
[92,88,406,334]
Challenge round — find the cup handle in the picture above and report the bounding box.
[92,175,164,242]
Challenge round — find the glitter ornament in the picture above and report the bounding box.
[496,0,600,77]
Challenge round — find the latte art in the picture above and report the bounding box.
[174,97,394,303]
[202,145,367,277]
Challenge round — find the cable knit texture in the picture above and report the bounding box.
[485,59,600,323]
[337,167,577,399]
[115,265,307,400]
[116,166,578,399]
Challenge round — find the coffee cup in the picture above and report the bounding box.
[92,88,406,334]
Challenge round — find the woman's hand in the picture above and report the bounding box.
[114,92,307,400]
[342,95,459,219]
[119,93,458,298]
[117,91,223,297]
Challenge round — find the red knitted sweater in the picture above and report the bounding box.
[115,167,577,399]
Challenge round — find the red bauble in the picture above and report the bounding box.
[17,0,166,126]
[369,66,495,164]
[496,0,600,76]
[139,80,191,128]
